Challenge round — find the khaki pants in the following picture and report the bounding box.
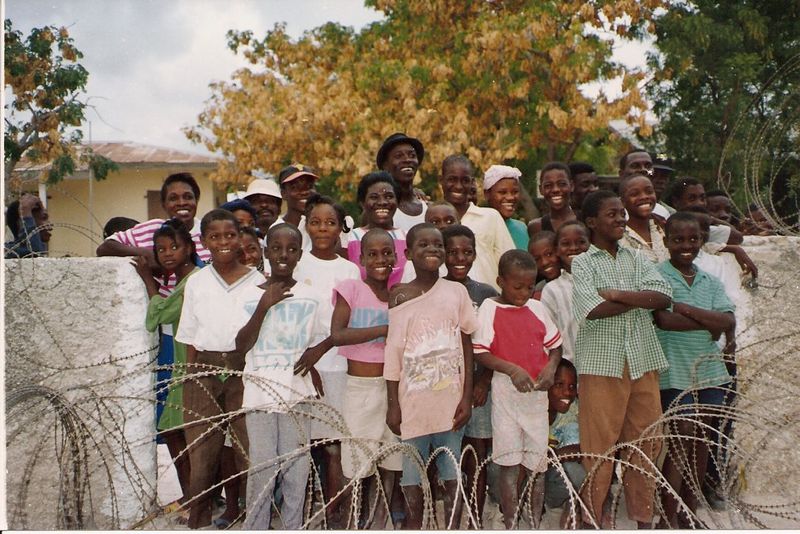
[578,364,662,524]
[183,351,248,528]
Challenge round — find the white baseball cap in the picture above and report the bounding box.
[244,178,282,200]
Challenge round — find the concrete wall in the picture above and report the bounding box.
[5,257,157,529]
[3,237,799,529]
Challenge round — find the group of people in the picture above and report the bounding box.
[6,132,762,530]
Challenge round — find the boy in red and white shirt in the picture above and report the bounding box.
[473,249,562,529]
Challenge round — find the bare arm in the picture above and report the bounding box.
[673,303,735,334]
[720,244,758,278]
[386,379,402,435]
[599,289,671,310]
[586,301,635,319]
[329,294,388,346]
[474,350,535,392]
[533,346,563,391]
[453,332,474,431]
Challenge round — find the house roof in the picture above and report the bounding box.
[13,141,218,174]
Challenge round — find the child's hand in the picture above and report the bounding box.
[533,362,558,391]
[294,344,325,377]
[509,365,535,393]
[386,403,402,436]
[131,256,151,280]
[598,289,618,302]
[259,280,293,308]
[309,368,324,398]
[472,380,489,407]
[452,396,472,431]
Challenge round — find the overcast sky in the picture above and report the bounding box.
[6,1,649,156]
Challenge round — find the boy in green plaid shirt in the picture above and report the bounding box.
[571,190,672,528]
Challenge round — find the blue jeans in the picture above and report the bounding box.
[545,460,586,509]
[401,429,464,486]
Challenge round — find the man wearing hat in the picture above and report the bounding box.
[243,176,283,238]
[650,153,677,217]
[376,132,428,232]
[277,163,320,252]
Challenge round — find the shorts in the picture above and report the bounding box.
[464,389,493,439]
[491,373,548,472]
[310,370,347,440]
[340,375,403,479]
[660,384,731,414]
[545,461,586,509]
[401,429,464,487]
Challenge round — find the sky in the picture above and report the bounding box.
[5,0,652,157]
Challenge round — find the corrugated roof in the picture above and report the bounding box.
[13,141,218,173]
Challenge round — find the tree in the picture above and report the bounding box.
[645,1,800,225]
[4,19,117,186]
[187,0,664,214]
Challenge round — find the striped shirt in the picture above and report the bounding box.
[655,261,734,390]
[109,217,210,297]
[540,270,577,361]
[572,244,672,379]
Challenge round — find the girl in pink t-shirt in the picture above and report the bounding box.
[331,228,402,528]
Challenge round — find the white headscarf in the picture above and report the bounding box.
[483,164,522,191]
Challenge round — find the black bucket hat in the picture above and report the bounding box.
[376,132,425,169]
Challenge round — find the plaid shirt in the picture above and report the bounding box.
[572,244,672,379]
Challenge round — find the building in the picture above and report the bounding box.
[9,141,224,257]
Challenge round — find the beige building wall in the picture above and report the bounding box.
[40,165,224,257]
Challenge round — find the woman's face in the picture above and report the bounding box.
[361,181,398,229]
[162,181,197,228]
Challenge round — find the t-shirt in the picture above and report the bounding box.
[334,278,389,363]
[241,282,327,411]
[473,298,562,381]
[109,217,210,298]
[346,226,408,288]
[620,219,669,264]
[175,265,265,352]
[384,278,478,440]
[540,270,577,361]
[460,203,515,291]
[294,253,361,372]
[393,204,428,233]
[655,261,734,391]
[506,218,530,251]
[551,400,580,448]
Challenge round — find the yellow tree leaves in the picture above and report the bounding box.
[187,0,665,196]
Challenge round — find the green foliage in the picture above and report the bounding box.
[4,19,115,184]
[645,0,800,224]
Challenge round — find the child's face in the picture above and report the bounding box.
[155,235,192,272]
[620,175,656,220]
[440,162,472,208]
[362,181,398,229]
[548,366,577,415]
[486,177,520,219]
[239,232,263,268]
[232,208,254,229]
[706,196,732,223]
[444,235,476,282]
[306,203,342,253]
[360,233,396,283]
[586,197,626,245]
[664,220,702,270]
[405,227,444,273]
[539,169,572,211]
[675,184,706,211]
[266,227,302,278]
[425,204,458,230]
[498,266,536,307]
[556,226,590,271]
[528,239,561,281]
[201,219,241,265]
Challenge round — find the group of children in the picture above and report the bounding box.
[97,135,755,530]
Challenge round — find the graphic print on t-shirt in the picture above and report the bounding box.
[246,297,318,370]
[350,307,388,343]
[403,317,462,393]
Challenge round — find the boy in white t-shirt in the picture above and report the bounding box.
[175,209,265,529]
[473,249,563,529]
[235,223,327,530]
